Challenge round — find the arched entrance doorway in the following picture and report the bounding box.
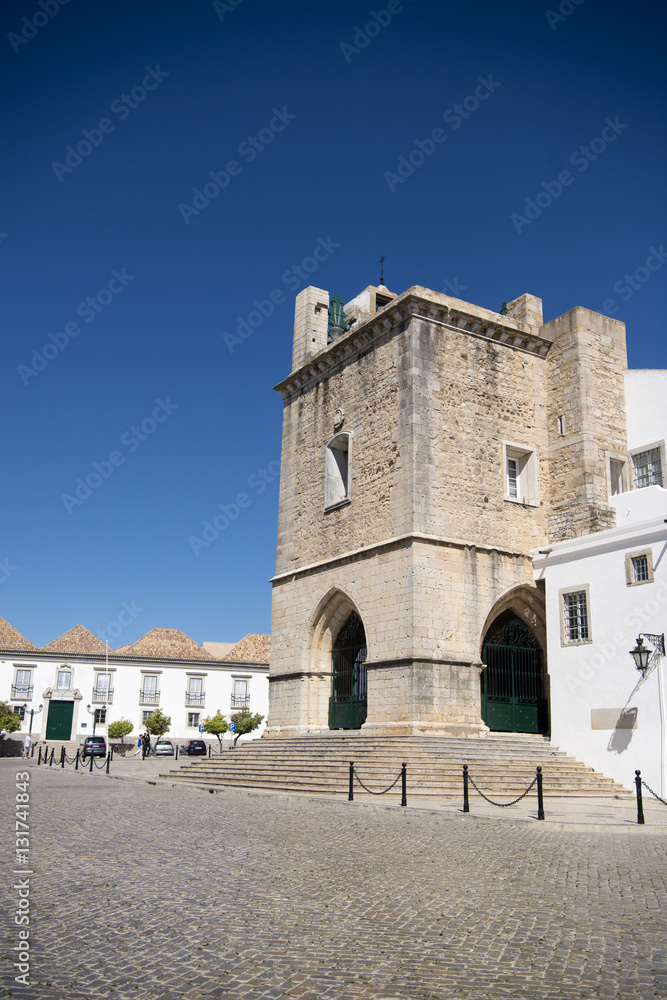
[328,611,367,730]
[480,612,548,734]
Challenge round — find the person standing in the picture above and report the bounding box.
[142,732,151,759]
[22,734,31,759]
[133,734,142,757]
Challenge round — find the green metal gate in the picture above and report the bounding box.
[328,612,367,730]
[45,700,74,741]
[481,615,548,734]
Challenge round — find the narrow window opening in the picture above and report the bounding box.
[609,459,624,496]
[325,434,351,509]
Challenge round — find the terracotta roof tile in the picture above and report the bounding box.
[42,625,108,655]
[121,628,215,661]
[0,617,37,651]
[221,633,270,664]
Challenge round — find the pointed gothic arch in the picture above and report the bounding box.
[479,585,549,735]
[309,588,368,731]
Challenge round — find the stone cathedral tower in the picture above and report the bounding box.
[266,281,628,737]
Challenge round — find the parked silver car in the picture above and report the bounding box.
[153,739,174,756]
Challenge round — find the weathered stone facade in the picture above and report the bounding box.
[267,282,628,736]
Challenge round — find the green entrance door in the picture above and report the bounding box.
[328,612,367,730]
[45,700,74,741]
[481,614,548,734]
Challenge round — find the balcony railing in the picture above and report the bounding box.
[11,685,33,700]
[139,689,160,705]
[230,694,250,709]
[92,688,114,704]
[185,692,205,706]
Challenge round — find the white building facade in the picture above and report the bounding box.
[1,623,269,745]
[534,370,667,795]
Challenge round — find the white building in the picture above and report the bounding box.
[534,370,667,795]
[0,621,269,745]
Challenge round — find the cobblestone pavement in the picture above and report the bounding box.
[1,762,666,1000]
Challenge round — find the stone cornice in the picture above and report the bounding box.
[274,288,553,400]
[271,531,531,584]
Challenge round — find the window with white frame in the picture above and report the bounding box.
[231,678,249,709]
[11,668,33,700]
[625,548,654,586]
[632,447,663,489]
[186,676,205,706]
[187,712,200,728]
[93,672,113,702]
[141,710,152,724]
[56,669,71,690]
[560,588,591,644]
[139,674,159,704]
[94,708,106,725]
[325,434,351,509]
[13,705,26,721]
[503,443,538,505]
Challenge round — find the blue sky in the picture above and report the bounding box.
[2,0,665,648]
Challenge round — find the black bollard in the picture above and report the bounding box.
[110,746,114,762]
[89,752,94,773]
[106,752,111,775]
[38,747,42,766]
[208,744,211,758]
[75,749,79,770]
[175,745,179,760]
[463,764,469,813]
[635,770,645,825]
[401,762,407,807]
[31,743,35,758]
[536,766,545,821]
[348,761,354,801]
[49,749,54,767]
[61,747,65,769]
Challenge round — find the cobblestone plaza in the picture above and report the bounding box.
[2,762,666,1000]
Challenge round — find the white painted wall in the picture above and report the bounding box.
[535,505,667,793]
[625,370,667,449]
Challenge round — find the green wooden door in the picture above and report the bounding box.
[46,700,74,741]
[328,612,367,730]
[480,616,548,734]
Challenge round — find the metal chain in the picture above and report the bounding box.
[352,767,402,795]
[641,779,667,806]
[63,753,77,764]
[467,773,537,807]
[92,757,108,769]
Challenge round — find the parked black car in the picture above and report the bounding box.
[81,736,107,759]
[183,740,207,755]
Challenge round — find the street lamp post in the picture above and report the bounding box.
[86,703,97,735]
[629,633,666,799]
[29,703,43,736]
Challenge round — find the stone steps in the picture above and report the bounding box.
[161,734,632,798]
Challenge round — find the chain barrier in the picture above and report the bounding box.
[34,746,111,774]
[353,768,402,795]
[467,773,537,807]
[348,761,407,806]
[641,779,667,807]
[463,764,545,820]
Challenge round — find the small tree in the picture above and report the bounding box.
[203,710,228,751]
[0,702,22,734]
[144,708,171,738]
[107,718,134,745]
[229,706,264,747]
